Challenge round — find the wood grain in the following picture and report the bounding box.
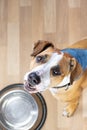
[44,0,56,33]
[0,0,87,130]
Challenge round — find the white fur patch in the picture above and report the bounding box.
[49,74,71,95]
[49,88,58,95]
[57,74,70,88]
[62,110,69,117]
[24,52,64,91]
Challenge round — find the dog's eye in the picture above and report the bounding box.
[36,56,43,63]
[36,55,47,63]
[52,66,61,76]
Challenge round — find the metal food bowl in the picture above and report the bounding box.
[0,84,47,130]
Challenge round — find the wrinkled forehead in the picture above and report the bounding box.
[45,52,63,68]
[30,52,64,73]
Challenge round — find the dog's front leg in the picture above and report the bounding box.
[62,99,79,117]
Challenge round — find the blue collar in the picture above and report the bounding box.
[62,48,87,70]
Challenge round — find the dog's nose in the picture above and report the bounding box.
[28,72,41,85]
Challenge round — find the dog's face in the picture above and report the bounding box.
[24,40,82,93]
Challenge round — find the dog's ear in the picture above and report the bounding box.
[31,40,54,56]
[69,58,83,84]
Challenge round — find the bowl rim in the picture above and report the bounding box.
[0,83,47,130]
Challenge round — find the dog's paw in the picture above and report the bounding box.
[62,109,70,117]
[62,102,79,117]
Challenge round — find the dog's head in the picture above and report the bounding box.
[24,40,83,93]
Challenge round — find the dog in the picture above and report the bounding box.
[24,39,87,117]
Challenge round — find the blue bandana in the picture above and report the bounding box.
[62,48,87,70]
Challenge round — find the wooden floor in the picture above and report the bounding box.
[0,0,87,130]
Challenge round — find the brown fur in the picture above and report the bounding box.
[30,39,87,117]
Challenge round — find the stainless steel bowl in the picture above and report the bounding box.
[0,84,47,130]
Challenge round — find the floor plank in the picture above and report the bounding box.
[0,0,87,130]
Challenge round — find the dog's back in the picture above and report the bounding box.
[24,39,87,117]
[68,39,87,49]
[64,39,87,89]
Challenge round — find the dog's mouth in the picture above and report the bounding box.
[24,81,37,93]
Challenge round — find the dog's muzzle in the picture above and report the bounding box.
[24,72,41,92]
[28,72,41,85]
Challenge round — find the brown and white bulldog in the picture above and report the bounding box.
[24,39,87,117]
